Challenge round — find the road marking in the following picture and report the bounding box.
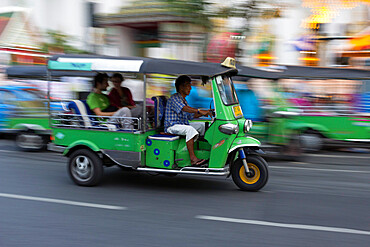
[196,215,370,236]
[0,150,18,153]
[269,166,370,174]
[306,153,370,159]
[0,192,126,210]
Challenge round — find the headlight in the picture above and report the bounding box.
[244,119,253,132]
[219,123,239,135]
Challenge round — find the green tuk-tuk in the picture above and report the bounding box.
[236,65,370,153]
[48,55,269,191]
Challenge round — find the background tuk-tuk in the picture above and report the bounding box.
[48,54,269,191]
[236,65,370,154]
[279,65,370,151]
[2,66,71,151]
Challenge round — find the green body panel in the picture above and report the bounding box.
[294,115,370,140]
[54,128,157,154]
[248,122,268,141]
[205,119,238,168]
[248,118,292,145]
[63,140,100,155]
[174,138,211,168]
[8,117,50,130]
[267,116,297,145]
[229,136,261,153]
[146,138,179,169]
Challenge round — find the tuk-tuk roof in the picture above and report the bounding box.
[236,64,370,80]
[236,65,281,80]
[48,54,237,77]
[6,65,97,78]
[279,65,370,80]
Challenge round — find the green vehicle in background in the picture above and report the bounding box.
[0,83,55,151]
[236,65,370,154]
[48,55,269,191]
[3,66,71,151]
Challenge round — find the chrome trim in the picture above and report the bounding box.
[219,123,239,135]
[244,119,253,132]
[51,112,141,131]
[47,143,66,153]
[137,166,229,176]
[229,144,260,153]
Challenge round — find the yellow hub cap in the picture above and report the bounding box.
[239,163,260,184]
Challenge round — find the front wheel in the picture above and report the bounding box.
[231,155,269,191]
[68,149,104,186]
[299,131,323,152]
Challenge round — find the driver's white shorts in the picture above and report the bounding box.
[167,122,205,142]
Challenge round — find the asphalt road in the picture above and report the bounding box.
[0,139,369,247]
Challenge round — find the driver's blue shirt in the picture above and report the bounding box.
[164,93,194,132]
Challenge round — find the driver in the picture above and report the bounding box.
[164,75,212,167]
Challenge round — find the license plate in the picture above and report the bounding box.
[233,105,243,118]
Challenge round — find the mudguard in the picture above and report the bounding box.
[63,140,100,156]
[229,136,261,153]
[13,123,51,134]
[287,122,329,134]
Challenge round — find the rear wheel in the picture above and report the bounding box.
[15,131,47,151]
[281,136,303,161]
[68,149,103,186]
[231,155,269,191]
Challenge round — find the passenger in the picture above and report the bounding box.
[87,73,132,128]
[108,73,143,118]
[164,75,212,167]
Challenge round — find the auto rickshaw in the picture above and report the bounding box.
[48,55,269,191]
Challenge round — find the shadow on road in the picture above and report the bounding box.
[100,167,237,193]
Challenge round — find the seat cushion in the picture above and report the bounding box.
[148,134,180,141]
[67,100,94,127]
[151,96,168,128]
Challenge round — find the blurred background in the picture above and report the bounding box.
[0,0,369,153]
[0,3,369,246]
[0,0,368,66]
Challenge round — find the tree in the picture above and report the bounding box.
[41,30,89,54]
[215,0,282,35]
[164,0,213,30]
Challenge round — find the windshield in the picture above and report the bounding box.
[216,75,238,105]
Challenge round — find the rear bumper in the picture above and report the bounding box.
[47,143,66,153]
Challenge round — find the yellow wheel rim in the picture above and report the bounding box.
[239,163,260,184]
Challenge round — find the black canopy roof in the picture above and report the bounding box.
[280,65,370,80]
[48,54,237,77]
[236,65,281,80]
[236,64,370,80]
[6,65,96,78]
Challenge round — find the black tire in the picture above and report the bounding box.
[299,131,323,152]
[163,173,178,177]
[231,155,269,191]
[68,149,104,186]
[15,131,47,151]
[281,136,303,161]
